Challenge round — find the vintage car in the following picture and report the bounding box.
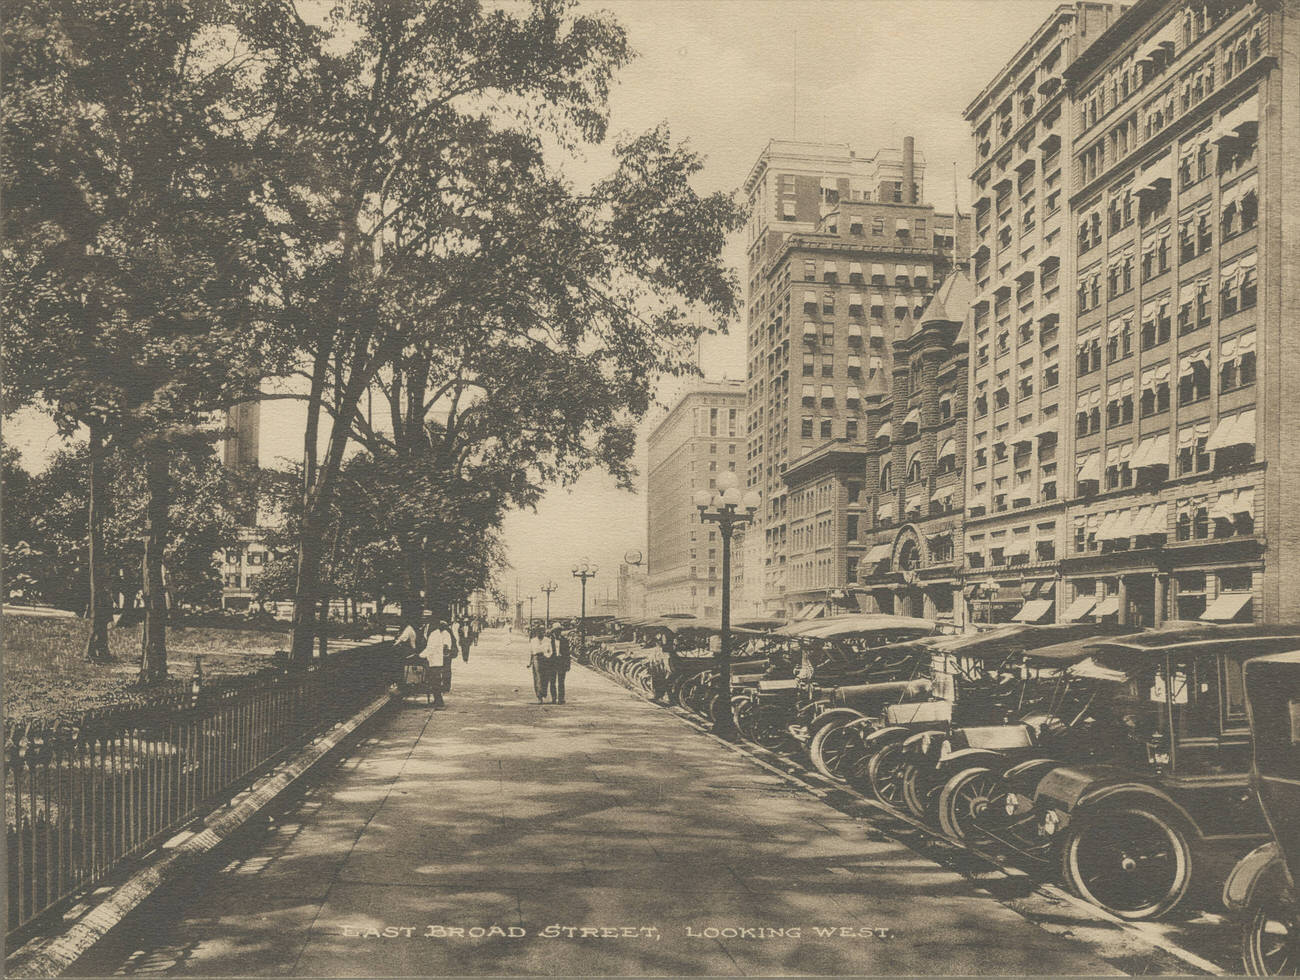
[728,615,939,747]
[1223,650,1300,975]
[840,624,1136,803]
[1001,624,1300,920]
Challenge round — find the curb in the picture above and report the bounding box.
[5,691,395,979]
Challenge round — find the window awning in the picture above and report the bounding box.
[870,293,887,307]
[803,321,818,336]
[870,323,885,340]
[1133,432,1169,469]
[849,262,864,277]
[903,407,921,427]
[1094,595,1120,618]
[1076,453,1101,482]
[846,385,862,402]
[1063,595,1097,621]
[1235,486,1255,517]
[913,265,929,280]
[906,491,927,512]
[1137,153,1172,193]
[874,502,893,521]
[1206,408,1255,452]
[820,384,835,399]
[802,383,816,399]
[1214,95,1259,143]
[864,543,893,563]
[875,422,892,441]
[895,264,910,280]
[848,292,863,307]
[871,263,887,279]
[824,261,838,277]
[938,438,955,459]
[894,295,910,310]
[1209,489,1238,521]
[803,290,818,305]
[1013,599,1055,623]
[1200,592,1253,622]
[930,485,950,502]
[848,323,864,338]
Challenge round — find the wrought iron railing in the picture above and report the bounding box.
[5,642,400,941]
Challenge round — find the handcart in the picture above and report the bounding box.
[401,657,435,704]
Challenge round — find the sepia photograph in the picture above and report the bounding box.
[3,0,1299,975]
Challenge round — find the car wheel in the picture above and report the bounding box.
[900,762,931,820]
[809,722,856,782]
[867,741,907,807]
[937,766,1004,845]
[1061,805,1193,920]
[1242,902,1300,976]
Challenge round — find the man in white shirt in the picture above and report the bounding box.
[420,620,454,709]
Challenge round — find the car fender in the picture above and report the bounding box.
[807,708,868,737]
[934,748,1013,780]
[1001,757,1062,793]
[859,725,911,750]
[1223,842,1294,913]
[1071,783,1204,840]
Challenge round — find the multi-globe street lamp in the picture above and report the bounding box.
[571,561,598,662]
[692,470,761,737]
[540,580,559,626]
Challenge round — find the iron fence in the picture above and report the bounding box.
[5,642,401,942]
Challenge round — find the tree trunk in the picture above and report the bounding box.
[139,445,170,683]
[289,522,324,663]
[83,422,112,662]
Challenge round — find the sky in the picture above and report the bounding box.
[4,1,1065,617]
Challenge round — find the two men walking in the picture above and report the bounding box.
[527,625,570,704]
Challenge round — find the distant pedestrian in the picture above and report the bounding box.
[549,626,570,704]
[527,626,551,704]
[457,617,472,663]
[419,620,453,709]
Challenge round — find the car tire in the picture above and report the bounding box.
[809,722,855,782]
[1241,902,1299,976]
[866,741,907,807]
[937,766,1004,845]
[1060,804,1193,920]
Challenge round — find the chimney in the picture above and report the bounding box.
[902,136,916,204]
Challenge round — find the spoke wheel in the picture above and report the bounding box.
[867,742,908,807]
[1061,806,1192,920]
[900,763,932,820]
[809,723,857,782]
[1243,903,1300,976]
[937,767,1004,844]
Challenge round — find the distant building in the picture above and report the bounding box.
[1051,0,1297,625]
[219,400,266,611]
[855,269,973,626]
[645,380,746,617]
[962,2,1126,624]
[743,136,971,616]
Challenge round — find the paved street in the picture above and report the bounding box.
[81,629,1120,977]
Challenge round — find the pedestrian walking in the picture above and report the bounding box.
[457,617,472,663]
[416,620,452,709]
[527,626,552,704]
[549,625,570,704]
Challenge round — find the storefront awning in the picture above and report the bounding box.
[1063,595,1097,621]
[1013,599,1055,623]
[864,543,893,563]
[1094,595,1120,618]
[795,602,827,621]
[1200,592,1253,622]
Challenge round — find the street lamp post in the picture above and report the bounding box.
[540,580,559,626]
[571,561,598,662]
[693,470,761,738]
[528,594,536,626]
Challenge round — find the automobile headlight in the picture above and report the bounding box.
[920,733,933,754]
[1004,792,1021,816]
[1041,809,1063,835]
[938,739,953,760]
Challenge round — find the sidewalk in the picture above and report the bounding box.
[79,629,1119,977]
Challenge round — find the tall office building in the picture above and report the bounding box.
[960,2,1126,625]
[645,380,747,617]
[1052,0,1299,625]
[743,138,969,617]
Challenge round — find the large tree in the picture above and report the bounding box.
[2,0,287,675]
[244,0,743,657]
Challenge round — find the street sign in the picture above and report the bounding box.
[623,549,643,566]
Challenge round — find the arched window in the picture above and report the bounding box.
[897,538,920,572]
[907,451,923,484]
[879,461,893,493]
[937,438,957,474]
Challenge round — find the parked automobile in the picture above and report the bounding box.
[1002,624,1300,920]
[1223,650,1300,974]
[841,624,1136,804]
[729,615,939,746]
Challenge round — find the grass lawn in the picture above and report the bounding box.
[3,612,296,725]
